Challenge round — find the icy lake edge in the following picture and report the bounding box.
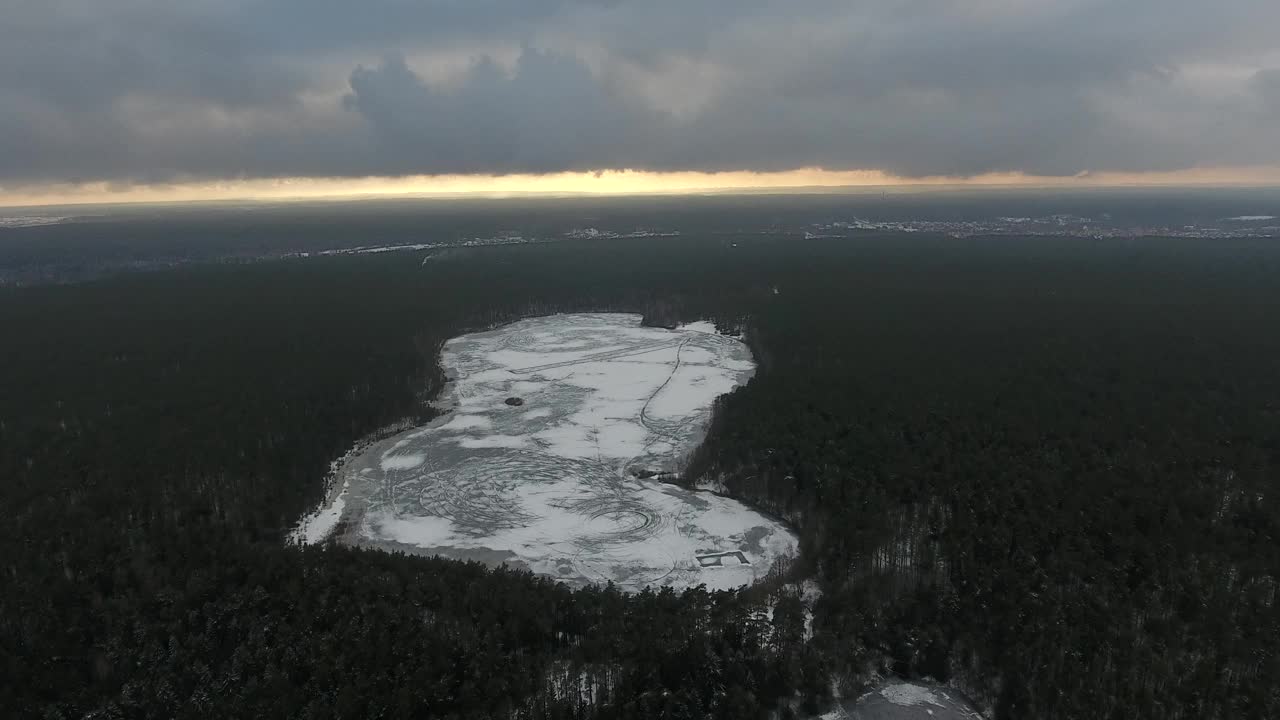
[292,313,799,592]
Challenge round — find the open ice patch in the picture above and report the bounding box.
[297,313,797,591]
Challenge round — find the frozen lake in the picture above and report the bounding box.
[822,681,983,720]
[295,313,798,591]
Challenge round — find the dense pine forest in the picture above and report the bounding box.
[2,233,1278,718]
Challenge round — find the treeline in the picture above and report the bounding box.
[684,235,1280,718]
[2,233,1278,718]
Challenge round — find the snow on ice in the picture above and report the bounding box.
[294,313,797,592]
[819,680,984,720]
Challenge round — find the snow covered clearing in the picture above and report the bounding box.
[880,684,945,707]
[295,313,797,591]
[819,680,984,720]
[292,476,350,545]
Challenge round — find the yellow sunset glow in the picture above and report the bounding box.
[4,166,1280,208]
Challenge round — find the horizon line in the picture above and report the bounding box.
[5,166,1280,210]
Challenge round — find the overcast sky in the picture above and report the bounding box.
[3,0,1279,191]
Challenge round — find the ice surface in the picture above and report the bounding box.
[298,313,797,591]
[454,435,529,449]
[820,680,984,720]
[381,455,426,470]
[440,415,493,431]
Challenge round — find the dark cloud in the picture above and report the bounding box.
[344,51,658,175]
[1,0,1278,185]
[1255,69,1280,106]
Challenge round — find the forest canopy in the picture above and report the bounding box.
[2,233,1278,719]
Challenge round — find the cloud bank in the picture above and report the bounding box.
[2,0,1279,187]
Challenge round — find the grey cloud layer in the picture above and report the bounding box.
[2,0,1278,184]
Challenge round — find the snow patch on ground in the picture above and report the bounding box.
[694,475,730,493]
[676,320,722,335]
[291,477,350,544]
[819,680,985,719]
[882,684,944,707]
[800,579,822,640]
[301,313,797,591]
